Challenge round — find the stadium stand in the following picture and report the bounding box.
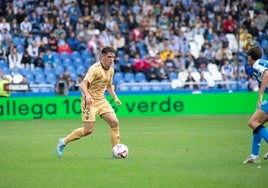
[0,0,267,94]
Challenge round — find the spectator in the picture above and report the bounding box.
[119,53,135,73]
[15,8,26,24]
[204,43,216,62]
[184,74,200,90]
[33,51,45,69]
[40,17,54,37]
[125,38,139,58]
[55,74,69,96]
[147,40,160,58]
[5,9,15,23]
[127,13,138,31]
[215,44,233,66]
[185,53,197,73]
[221,59,234,81]
[27,41,39,62]
[253,11,268,33]
[164,54,177,73]
[48,33,58,52]
[0,28,12,47]
[130,26,143,42]
[0,42,7,60]
[58,40,72,54]
[43,48,56,68]
[10,18,20,37]
[174,54,186,72]
[156,62,169,81]
[54,24,67,39]
[20,17,32,36]
[8,46,22,69]
[105,15,118,32]
[146,65,158,81]
[248,75,259,92]
[112,32,125,51]
[195,52,209,72]
[223,15,236,34]
[133,53,150,73]
[67,31,80,51]
[21,50,33,69]
[76,23,88,44]
[0,17,11,32]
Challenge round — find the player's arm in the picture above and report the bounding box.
[258,70,268,108]
[107,84,122,106]
[80,79,93,104]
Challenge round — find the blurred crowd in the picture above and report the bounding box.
[0,0,267,91]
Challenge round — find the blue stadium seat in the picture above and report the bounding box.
[130,85,141,91]
[12,37,24,46]
[16,44,24,54]
[71,51,81,60]
[55,66,65,75]
[0,59,8,69]
[140,81,151,91]
[10,68,22,75]
[168,72,178,81]
[21,68,32,76]
[32,67,44,76]
[76,65,86,75]
[40,87,53,92]
[161,79,172,90]
[44,67,56,75]
[67,65,76,73]
[46,73,57,85]
[81,51,92,59]
[73,58,84,67]
[35,74,46,84]
[70,72,77,81]
[124,72,135,82]
[118,85,130,91]
[25,74,35,84]
[59,52,70,60]
[113,72,124,85]
[53,57,62,67]
[62,58,72,68]
[2,67,10,75]
[135,72,147,82]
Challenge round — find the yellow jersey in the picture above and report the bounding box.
[83,62,114,100]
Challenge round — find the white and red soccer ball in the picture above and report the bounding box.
[112,144,129,159]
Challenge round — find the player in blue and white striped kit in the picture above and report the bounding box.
[243,46,268,163]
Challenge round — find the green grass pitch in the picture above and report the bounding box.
[0,115,267,188]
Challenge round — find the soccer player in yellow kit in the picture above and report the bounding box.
[56,46,122,157]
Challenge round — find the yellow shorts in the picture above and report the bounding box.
[81,98,115,122]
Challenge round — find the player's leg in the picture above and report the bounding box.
[56,102,96,157]
[243,131,261,163]
[101,112,120,147]
[248,108,268,142]
[246,108,268,162]
[56,122,95,157]
[63,122,95,144]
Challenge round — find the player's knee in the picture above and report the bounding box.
[248,119,258,129]
[110,118,119,128]
[84,127,94,136]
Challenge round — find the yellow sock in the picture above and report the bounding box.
[63,127,85,144]
[110,127,120,147]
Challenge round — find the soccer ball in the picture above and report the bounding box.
[112,143,129,159]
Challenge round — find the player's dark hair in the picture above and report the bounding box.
[247,46,263,60]
[101,46,116,54]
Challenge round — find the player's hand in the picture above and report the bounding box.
[114,98,122,106]
[85,95,93,105]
